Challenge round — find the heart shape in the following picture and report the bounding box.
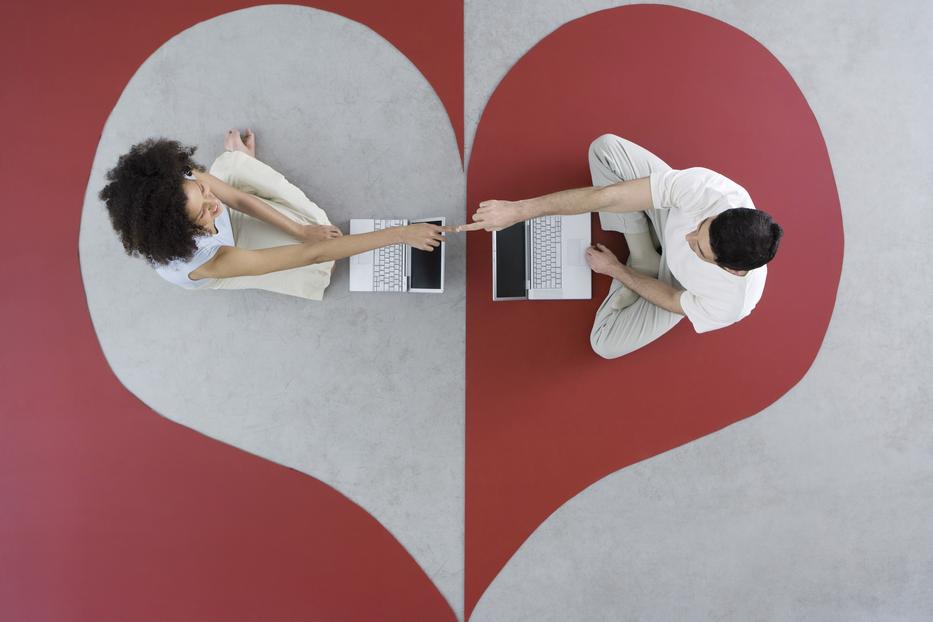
[465,4,841,616]
[71,4,842,621]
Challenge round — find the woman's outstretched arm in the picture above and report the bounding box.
[189,223,452,281]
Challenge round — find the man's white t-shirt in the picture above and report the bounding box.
[154,204,235,289]
[649,167,767,334]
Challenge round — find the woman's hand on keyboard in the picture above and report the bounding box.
[397,223,454,251]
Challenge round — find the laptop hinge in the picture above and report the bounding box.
[404,244,411,291]
[525,221,532,291]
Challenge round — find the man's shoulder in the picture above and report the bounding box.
[684,167,754,213]
[655,167,754,213]
[685,263,766,308]
[680,167,748,193]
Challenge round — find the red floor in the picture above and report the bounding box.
[1,2,461,620]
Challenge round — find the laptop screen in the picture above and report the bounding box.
[410,219,443,290]
[495,223,527,299]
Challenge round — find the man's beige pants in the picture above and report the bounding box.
[587,134,685,358]
[207,150,334,300]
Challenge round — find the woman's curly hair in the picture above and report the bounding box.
[99,138,206,265]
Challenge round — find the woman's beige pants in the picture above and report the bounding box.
[207,150,334,300]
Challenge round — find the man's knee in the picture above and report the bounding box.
[590,331,633,360]
[588,134,628,183]
[588,133,621,161]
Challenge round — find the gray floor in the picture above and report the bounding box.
[79,6,466,616]
[79,2,933,620]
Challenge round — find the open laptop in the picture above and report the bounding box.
[493,214,591,300]
[349,217,446,293]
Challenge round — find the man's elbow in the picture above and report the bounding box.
[668,290,686,315]
[595,183,629,213]
[598,179,652,214]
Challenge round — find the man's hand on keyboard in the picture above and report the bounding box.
[397,223,454,251]
[458,200,528,232]
[585,243,622,275]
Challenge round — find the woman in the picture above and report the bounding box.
[99,129,451,300]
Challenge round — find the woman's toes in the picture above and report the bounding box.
[231,131,249,153]
[244,128,256,156]
[223,129,239,151]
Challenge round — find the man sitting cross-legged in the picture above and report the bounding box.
[459,134,784,359]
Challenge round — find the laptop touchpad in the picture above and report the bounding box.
[352,251,373,265]
[566,239,588,267]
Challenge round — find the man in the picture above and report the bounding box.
[458,134,783,358]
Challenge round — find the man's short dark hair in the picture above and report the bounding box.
[98,138,204,266]
[709,208,783,271]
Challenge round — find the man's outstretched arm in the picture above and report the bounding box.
[458,178,652,232]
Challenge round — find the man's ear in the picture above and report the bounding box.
[723,267,748,276]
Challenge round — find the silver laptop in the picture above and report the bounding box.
[492,214,591,300]
[349,217,446,293]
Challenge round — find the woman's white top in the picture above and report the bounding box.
[154,203,234,289]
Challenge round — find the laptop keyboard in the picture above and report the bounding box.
[373,219,405,292]
[531,216,562,289]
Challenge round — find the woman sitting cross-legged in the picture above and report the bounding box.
[99,129,451,300]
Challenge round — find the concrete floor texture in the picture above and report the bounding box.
[72,1,931,620]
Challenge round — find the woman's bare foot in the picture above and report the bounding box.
[244,128,256,157]
[224,129,238,152]
[223,128,256,157]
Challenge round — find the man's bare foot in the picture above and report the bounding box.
[610,282,639,310]
[223,128,256,157]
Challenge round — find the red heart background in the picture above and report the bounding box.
[1,2,460,620]
[465,5,841,617]
[0,2,841,620]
